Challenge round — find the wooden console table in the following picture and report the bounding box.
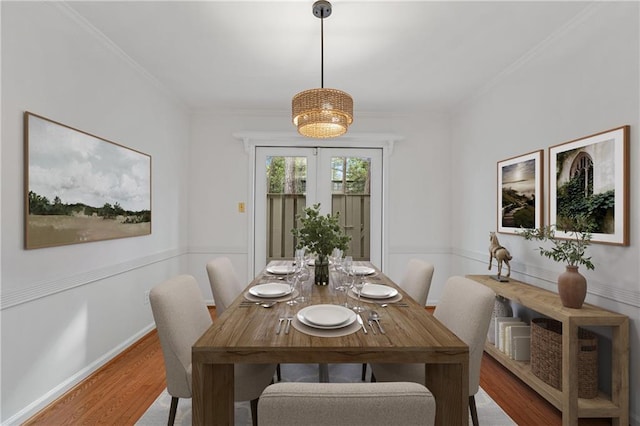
[467,275,629,426]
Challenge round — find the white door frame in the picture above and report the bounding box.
[235,131,402,278]
[254,146,317,275]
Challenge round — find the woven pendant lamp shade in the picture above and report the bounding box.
[292,88,353,138]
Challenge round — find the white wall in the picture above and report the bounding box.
[1,2,190,423]
[187,109,453,303]
[3,1,638,424]
[450,2,640,424]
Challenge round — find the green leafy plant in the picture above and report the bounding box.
[518,218,595,270]
[291,203,350,258]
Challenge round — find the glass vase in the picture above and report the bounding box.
[314,254,329,286]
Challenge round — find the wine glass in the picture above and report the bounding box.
[352,274,366,313]
[332,255,344,292]
[339,256,353,308]
[329,248,343,271]
[295,248,306,270]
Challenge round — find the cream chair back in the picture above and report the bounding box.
[206,257,243,316]
[433,275,495,396]
[370,275,495,426]
[258,382,435,426]
[150,274,212,399]
[399,259,435,306]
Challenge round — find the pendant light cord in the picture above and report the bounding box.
[320,14,324,88]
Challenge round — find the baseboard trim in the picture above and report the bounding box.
[6,323,155,426]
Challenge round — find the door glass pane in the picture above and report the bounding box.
[266,156,307,261]
[331,156,371,260]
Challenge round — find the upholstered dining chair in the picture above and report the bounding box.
[258,382,436,426]
[361,259,435,380]
[206,257,283,381]
[150,274,276,426]
[399,259,435,306]
[370,275,495,426]
[205,257,244,316]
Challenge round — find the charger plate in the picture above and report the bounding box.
[348,289,403,304]
[266,265,295,275]
[359,284,398,299]
[244,289,298,303]
[353,266,376,276]
[297,304,356,329]
[291,316,361,337]
[249,283,292,298]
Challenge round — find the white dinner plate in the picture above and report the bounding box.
[353,266,376,276]
[266,265,295,275]
[359,284,398,299]
[297,305,356,329]
[249,283,292,298]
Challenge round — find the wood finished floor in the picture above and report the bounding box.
[25,307,611,425]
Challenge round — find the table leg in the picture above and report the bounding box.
[562,321,579,426]
[192,362,234,425]
[319,364,329,382]
[425,362,469,426]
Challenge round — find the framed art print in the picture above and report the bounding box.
[24,112,152,249]
[497,150,543,234]
[549,125,629,245]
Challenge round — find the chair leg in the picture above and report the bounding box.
[469,395,479,426]
[361,363,367,381]
[276,363,282,381]
[168,396,179,426]
[250,398,259,426]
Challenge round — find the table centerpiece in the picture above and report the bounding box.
[291,203,350,285]
[518,217,594,308]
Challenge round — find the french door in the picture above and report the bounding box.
[254,147,382,275]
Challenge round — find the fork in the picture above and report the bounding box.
[276,318,285,335]
[285,317,293,334]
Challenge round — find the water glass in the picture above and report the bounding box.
[352,275,366,313]
[296,265,311,303]
[286,273,299,306]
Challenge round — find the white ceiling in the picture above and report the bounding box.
[66,1,593,114]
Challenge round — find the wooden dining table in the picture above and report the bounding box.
[192,261,469,425]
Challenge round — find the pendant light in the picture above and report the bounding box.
[292,0,353,138]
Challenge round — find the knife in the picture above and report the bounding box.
[356,314,368,334]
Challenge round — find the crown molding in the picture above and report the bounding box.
[54,2,189,112]
[454,2,606,114]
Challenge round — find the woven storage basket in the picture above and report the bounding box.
[530,318,598,398]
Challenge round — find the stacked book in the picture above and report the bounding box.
[494,317,531,361]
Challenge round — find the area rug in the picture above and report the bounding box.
[136,364,516,425]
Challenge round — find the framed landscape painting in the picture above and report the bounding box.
[549,126,629,245]
[497,150,543,234]
[24,112,152,249]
